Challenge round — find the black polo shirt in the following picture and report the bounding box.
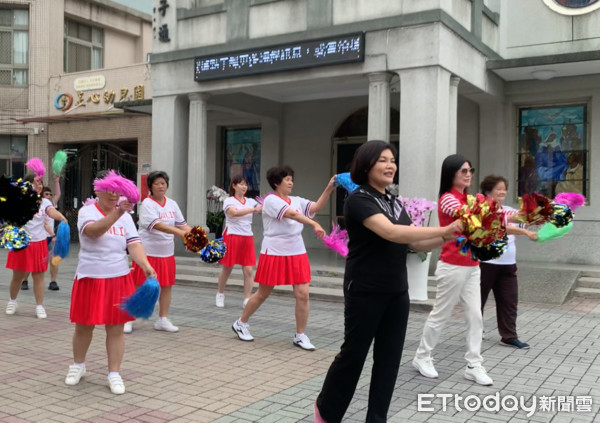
[343,184,412,293]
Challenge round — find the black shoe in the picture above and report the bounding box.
[48,281,59,291]
[21,280,28,290]
[501,339,530,349]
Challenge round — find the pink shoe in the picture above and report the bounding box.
[314,400,328,423]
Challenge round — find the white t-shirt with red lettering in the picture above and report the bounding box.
[260,194,314,256]
[138,197,187,257]
[24,198,55,242]
[76,203,141,278]
[223,196,258,236]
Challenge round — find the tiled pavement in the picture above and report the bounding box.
[1,248,599,423]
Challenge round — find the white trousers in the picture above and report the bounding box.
[415,261,483,366]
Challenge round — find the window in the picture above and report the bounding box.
[543,0,600,15]
[222,127,261,199]
[64,18,103,73]
[517,104,588,199]
[0,8,29,86]
[0,135,27,176]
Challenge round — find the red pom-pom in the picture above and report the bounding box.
[183,226,209,253]
[518,192,553,225]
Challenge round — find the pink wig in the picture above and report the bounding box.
[93,170,140,203]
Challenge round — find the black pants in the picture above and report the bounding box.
[480,263,519,343]
[316,289,410,423]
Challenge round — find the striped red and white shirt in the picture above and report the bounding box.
[260,194,314,256]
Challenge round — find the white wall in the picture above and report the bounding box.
[502,0,600,58]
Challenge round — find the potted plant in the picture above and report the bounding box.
[206,185,228,238]
[388,184,437,301]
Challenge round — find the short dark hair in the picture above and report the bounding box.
[349,140,397,186]
[266,165,294,190]
[24,172,36,183]
[147,170,170,194]
[228,174,248,196]
[42,186,52,194]
[438,154,472,198]
[480,175,508,195]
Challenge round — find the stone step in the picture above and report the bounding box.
[579,271,600,279]
[576,276,600,289]
[572,287,600,299]
[176,263,344,289]
[175,266,436,311]
[176,273,344,303]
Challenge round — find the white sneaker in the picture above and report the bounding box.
[36,306,47,319]
[243,298,250,309]
[293,333,316,351]
[123,321,133,334]
[5,301,17,315]
[232,319,254,341]
[154,318,179,332]
[216,293,225,308]
[65,364,86,386]
[107,373,125,394]
[413,357,439,378]
[464,364,493,386]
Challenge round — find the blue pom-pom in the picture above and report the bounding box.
[334,173,359,193]
[53,221,70,259]
[0,225,30,251]
[200,238,227,263]
[121,277,160,318]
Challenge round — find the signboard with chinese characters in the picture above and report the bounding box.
[74,75,106,91]
[194,33,365,82]
[54,84,145,111]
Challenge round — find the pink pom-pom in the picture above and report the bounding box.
[93,170,140,203]
[322,223,349,257]
[25,158,46,179]
[554,192,585,212]
[255,193,272,205]
[84,197,96,206]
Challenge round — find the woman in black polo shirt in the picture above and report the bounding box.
[315,141,461,423]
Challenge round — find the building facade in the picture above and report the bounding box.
[150,0,600,264]
[1,0,151,229]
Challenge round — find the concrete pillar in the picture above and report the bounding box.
[187,93,210,228]
[478,98,510,181]
[367,72,393,142]
[152,95,189,212]
[449,76,460,152]
[397,66,453,201]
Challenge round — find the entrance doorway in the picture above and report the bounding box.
[332,107,399,226]
[62,141,137,240]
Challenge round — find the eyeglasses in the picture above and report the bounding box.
[460,167,475,175]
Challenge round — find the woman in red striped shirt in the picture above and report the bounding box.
[413,154,495,386]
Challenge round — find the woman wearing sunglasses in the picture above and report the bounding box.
[413,154,495,386]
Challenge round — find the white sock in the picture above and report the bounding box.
[8,299,16,303]
[73,362,85,368]
[108,371,119,378]
[36,305,44,310]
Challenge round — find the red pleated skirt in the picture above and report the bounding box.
[70,274,135,325]
[254,253,311,285]
[219,232,256,267]
[132,255,176,287]
[6,240,48,273]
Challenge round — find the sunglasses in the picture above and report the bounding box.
[459,167,476,175]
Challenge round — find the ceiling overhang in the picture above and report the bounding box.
[488,50,600,81]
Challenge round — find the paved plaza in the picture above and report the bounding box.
[1,248,599,423]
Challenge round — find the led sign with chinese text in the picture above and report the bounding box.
[194,33,364,82]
